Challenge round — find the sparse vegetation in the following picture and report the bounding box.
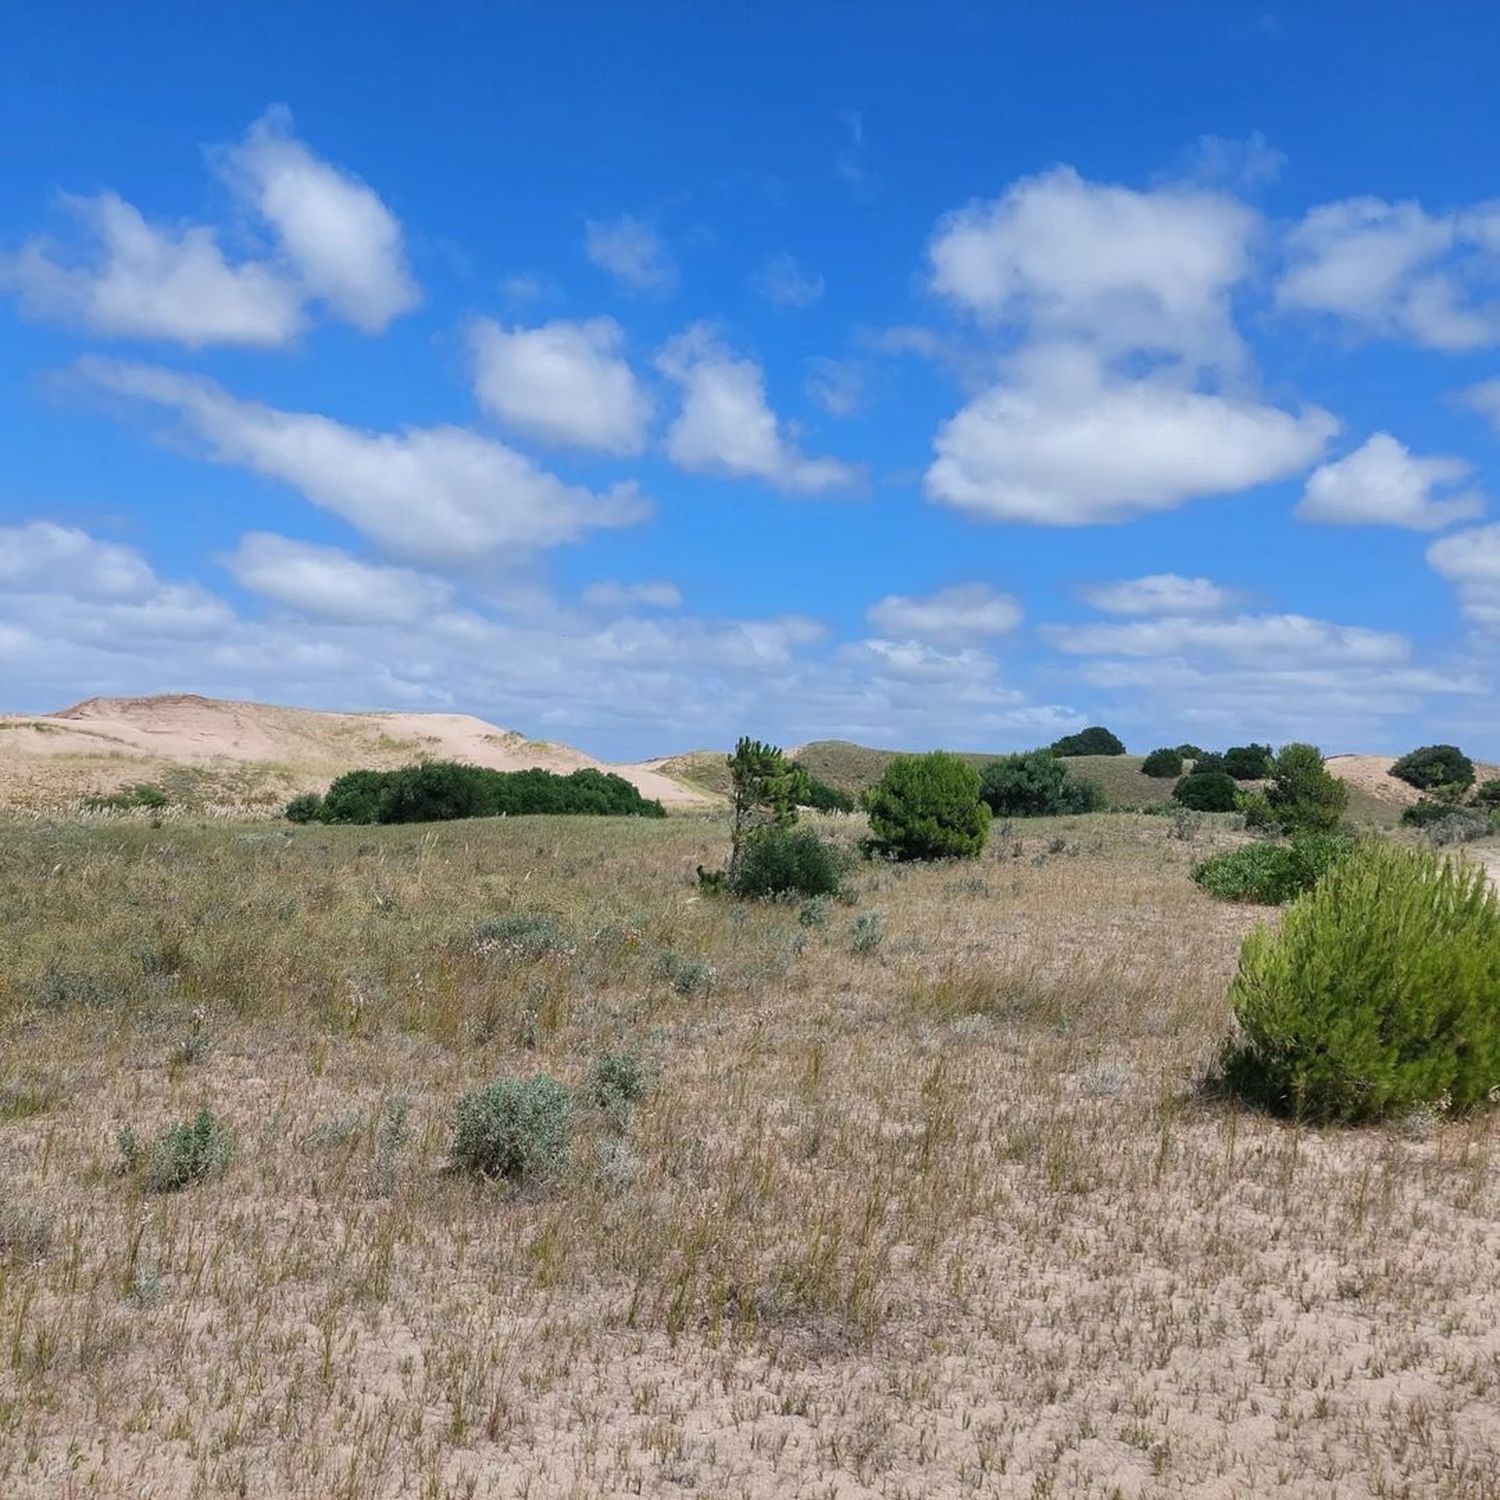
[83,781,169,812]
[118,1108,234,1193]
[1222,841,1500,1122]
[865,751,990,860]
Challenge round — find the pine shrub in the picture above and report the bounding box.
[1192,832,1351,905]
[866,752,990,861]
[1264,743,1348,832]
[1392,744,1475,795]
[730,826,851,898]
[1221,842,1500,1122]
[450,1074,572,1184]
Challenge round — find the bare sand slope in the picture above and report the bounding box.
[0,694,711,810]
[1327,752,1500,808]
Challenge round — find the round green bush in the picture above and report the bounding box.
[1192,832,1352,905]
[979,751,1105,816]
[1173,770,1239,812]
[1050,726,1126,757]
[730,826,852,898]
[866,751,990,861]
[450,1074,573,1184]
[1264,743,1348,833]
[1391,744,1475,794]
[284,792,324,823]
[1141,747,1184,779]
[1223,744,1273,781]
[1221,842,1500,1122]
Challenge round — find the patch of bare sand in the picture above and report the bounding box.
[0,693,711,810]
[1327,752,1500,809]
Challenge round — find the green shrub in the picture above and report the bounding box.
[84,782,169,812]
[1050,726,1126,757]
[1175,744,1206,760]
[1422,810,1494,846]
[1473,779,1500,809]
[1173,770,1239,812]
[1402,798,1459,828]
[583,1051,649,1117]
[798,772,855,813]
[979,751,1106,817]
[1192,832,1352,905]
[866,752,990,861]
[1141,747,1184,779]
[120,1109,234,1194]
[1223,743,1273,781]
[1189,751,1227,774]
[1392,744,1475,795]
[284,792,324,823]
[450,1075,572,1184]
[1264,743,1348,833]
[730,825,851,898]
[1221,842,1500,1122]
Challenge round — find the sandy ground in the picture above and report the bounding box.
[0,694,712,810]
[1327,752,1500,808]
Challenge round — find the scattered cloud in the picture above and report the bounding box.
[835,108,869,188]
[1276,196,1500,350]
[657,325,859,493]
[927,165,1257,371]
[582,580,682,609]
[1462,378,1500,432]
[1173,131,1286,191]
[468,316,653,455]
[926,354,1336,525]
[805,356,867,417]
[1298,432,1484,530]
[222,106,419,333]
[223,532,452,624]
[0,192,305,347]
[0,520,160,598]
[1080,573,1239,616]
[584,215,676,294]
[866,583,1022,643]
[1047,612,1410,666]
[753,253,824,308]
[79,358,650,565]
[1428,523,1500,627]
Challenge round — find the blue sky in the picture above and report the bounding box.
[2,2,1498,759]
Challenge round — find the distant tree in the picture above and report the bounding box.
[1174,744,1206,760]
[1223,743,1274,781]
[1391,744,1475,796]
[1141,747,1185,779]
[1190,751,1227,774]
[866,752,990,860]
[1265,743,1348,833]
[725,738,810,882]
[1050,726,1127,757]
[980,751,1106,816]
[1173,770,1239,812]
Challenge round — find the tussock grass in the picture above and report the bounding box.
[0,810,1496,1494]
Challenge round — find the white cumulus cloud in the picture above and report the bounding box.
[79,358,650,566]
[585,215,676,293]
[1298,433,1484,530]
[1080,574,1238,616]
[468,316,652,454]
[223,533,452,624]
[582,580,682,609]
[866,583,1022,643]
[658,325,859,494]
[0,520,161,598]
[1428,523,1500,628]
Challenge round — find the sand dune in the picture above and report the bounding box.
[0,694,712,811]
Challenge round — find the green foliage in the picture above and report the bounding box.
[450,1074,573,1184]
[1473,779,1500,809]
[1174,743,1206,760]
[797,770,856,813]
[84,782,169,812]
[1141,747,1185,779]
[726,737,810,880]
[583,1051,649,1117]
[1392,744,1475,794]
[730,825,852,898]
[1050,726,1126,757]
[1221,842,1500,1122]
[120,1108,234,1193]
[1192,832,1352,905]
[1189,751,1227,774]
[1223,743,1273,781]
[1172,770,1239,812]
[979,751,1106,816]
[866,752,990,861]
[849,911,884,952]
[308,761,665,824]
[1264,743,1348,833]
[283,792,324,823]
[1402,798,1459,828]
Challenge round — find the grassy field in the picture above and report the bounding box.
[2,808,1499,1496]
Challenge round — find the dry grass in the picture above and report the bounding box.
[1,809,1498,1496]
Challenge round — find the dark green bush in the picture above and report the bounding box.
[1263,743,1347,833]
[1221,842,1500,1122]
[1402,798,1459,828]
[118,1108,234,1193]
[1473,779,1500,809]
[1174,743,1206,760]
[1189,751,1227,774]
[1192,832,1352,905]
[84,782,169,812]
[1223,743,1273,781]
[866,752,990,861]
[309,761,666,824]
[798,772,855,813]
[980,751,1106,816]
[450,1074,572,1184]
[1050,726,1126,757]
[1173,770,1239,812]
[284,792,324,823]
[1392,744,1475,795]
[730,826,852,898]
[1141,747,1184,779]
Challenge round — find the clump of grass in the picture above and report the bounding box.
[449,1074,572,1185]
[32,964,115,1013]
[119,1109,235,1193]
[370,1093,411,1197]
[655,948,713,995]
[0,1202,53,1263]
[582,1050,649,1120]
[849,911,884,953]
[1192,832,1351,905]
[798,894,832,928]
[473,912,573,960]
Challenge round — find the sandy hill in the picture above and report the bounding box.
[0,694,711,812]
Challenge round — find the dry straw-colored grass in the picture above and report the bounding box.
[1,809,1498,1497]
